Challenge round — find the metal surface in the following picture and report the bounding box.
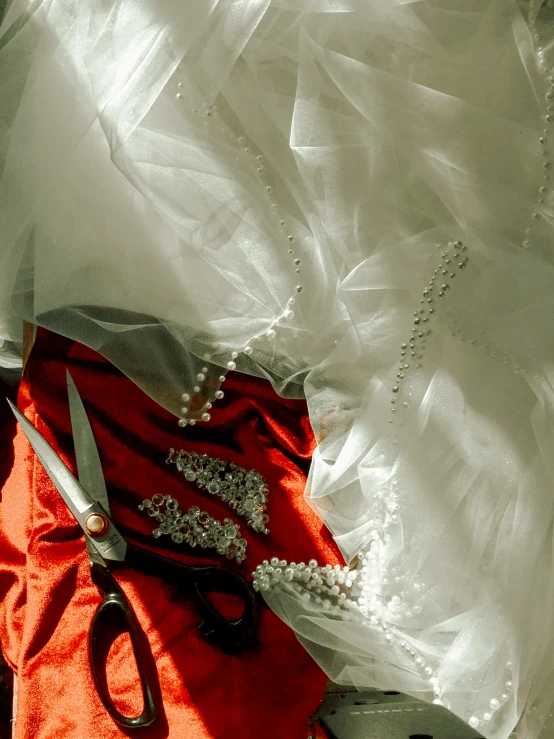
[66,370,110,515]
[7,399,127,563]
[318,690,486,739]
[66,370,114,564]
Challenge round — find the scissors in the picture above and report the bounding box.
[8,371,258,729]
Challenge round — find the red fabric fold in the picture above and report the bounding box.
[0,328,341,739]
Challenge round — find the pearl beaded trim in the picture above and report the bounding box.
[139,494,247,564]
[177,369,226,428]
[171,67,304,429]
[166,448,270,534]
[522,18,554,255]
[390,239,468,422]
[466,663,514,730]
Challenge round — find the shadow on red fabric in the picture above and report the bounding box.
[0,328,342,739]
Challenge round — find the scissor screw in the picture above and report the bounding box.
[85,513,109,537]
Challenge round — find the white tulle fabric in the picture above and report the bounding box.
[2,0,554,736]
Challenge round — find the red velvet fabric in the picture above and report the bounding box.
[0,328,341,739]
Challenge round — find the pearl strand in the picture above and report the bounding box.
[389,240,468,425]
[467,662,515,731]
[171,68,304,428]
[523,19,554,253]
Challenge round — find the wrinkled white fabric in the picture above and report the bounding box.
[2,1,554,737]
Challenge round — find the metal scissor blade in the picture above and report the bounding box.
[66,370,110,516]
[7,399,127,563]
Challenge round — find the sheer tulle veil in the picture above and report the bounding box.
[1,1,554,736]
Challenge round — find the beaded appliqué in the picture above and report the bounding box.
[166,448,270,534]
[139,494,247,564]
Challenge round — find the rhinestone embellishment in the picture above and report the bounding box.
[139,494,247,564]
[166,449,270,534]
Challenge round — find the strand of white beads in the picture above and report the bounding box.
[171,67,304,429]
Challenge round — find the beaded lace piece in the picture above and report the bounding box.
[138,494,247,564]
[166,448,270,534]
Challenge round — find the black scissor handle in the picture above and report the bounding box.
[192,564,258,653]
[88,562,158,729]
[125,543,258,652]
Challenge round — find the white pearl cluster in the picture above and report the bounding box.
[390,240,468,421]
[467,661,514,731]
[253,557,360,613]
[253,553,444,701]
[171,66,304,429]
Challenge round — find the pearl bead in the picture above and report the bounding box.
[505,681,513,690]
[176,93,182,99]
[483,712,492,722]
[181,392,191,402]
[215,390,224,399]
[196,373,205,382]
[180,406,189,414]
[201,412,211,422]
[490,698,500,710]
[469,717,480,729]
[193,385,200,392]
[296,285,304,293]
[266,329,276,339]
[178,419,187,427]
[432,699,444,706]
[244,345,253,355]
[227,361,236,370]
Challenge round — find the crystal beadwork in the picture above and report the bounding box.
[166,449,270,534]
[139,494,246,564]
